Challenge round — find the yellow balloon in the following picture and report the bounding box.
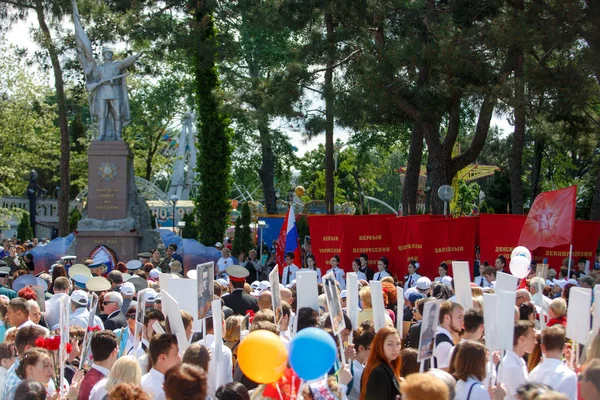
[295,185,305,197]
[237,330,288,383]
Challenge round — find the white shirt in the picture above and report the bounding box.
[282,264,299,286]
[404,273,421,291]
[498,350,528,400]
[454,376,490,400]
[89,378,108,400]
[69,307,104,330]
[141,368,166,400]
[473,276,491,288]
[434,326,453,369]
[0,366,7,388]
[347,359,364,400]
[326,267,346,290]
[355,270,367,282]
[373,270,391,281]
[217,257,234,276]
[44,293,68,329]
[204,334,233,397]
[528,358,577,400]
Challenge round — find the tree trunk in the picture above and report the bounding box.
[590,154,600,221]
[508,46,525,214]
[402,123,423,215]
[35,1,69,236]
[324,11,335,215]
[258,121,277,214]
[421,120,448,215]
[530,137,545,202]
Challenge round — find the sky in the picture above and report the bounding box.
[5,15,513,157]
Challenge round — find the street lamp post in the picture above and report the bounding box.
[170,194,179,234]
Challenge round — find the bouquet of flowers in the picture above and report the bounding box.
[35,336,72,392]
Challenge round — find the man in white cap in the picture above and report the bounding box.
[416,276,432,296]
[69,290,104,330]
[120,282,136,315]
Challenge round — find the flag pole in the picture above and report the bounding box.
[567,244,573,278]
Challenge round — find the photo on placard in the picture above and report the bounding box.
[269,266,282,323]
[323,273,346,336]
[417,300,441,361]
[197,263,214,319]
[136,291,147,329]
[536,264,549,280]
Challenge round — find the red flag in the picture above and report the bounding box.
[518,186,576,251]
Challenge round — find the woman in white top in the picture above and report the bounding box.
[216,248,234,278]
[435,262,449,282]
[348,323,376,400]
[352,258,367,282]
[373,256,391,281]
[451,340,505,400]
[89,355,142,400]
[0,343,16,387]
[326,255,346,290]
[305,254,323,283]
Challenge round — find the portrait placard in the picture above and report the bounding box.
[417,299,442,362]
[197,263,214,320]
[323,273,345,336]
[269,266,282,323]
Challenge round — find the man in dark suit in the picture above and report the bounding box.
[223,265,259,316]
[102,292,127,330]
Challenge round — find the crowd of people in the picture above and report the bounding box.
[0,236,598,400]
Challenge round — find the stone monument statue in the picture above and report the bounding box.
[72,0,142,140]
[25,169,46,237]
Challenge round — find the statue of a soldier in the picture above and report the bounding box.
[72,0,142,140]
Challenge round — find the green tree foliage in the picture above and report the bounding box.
[68,207,82,233]
[181,212,200,240]
[453,180,480,217]
[17,211,33,242]
[239,202,253,253]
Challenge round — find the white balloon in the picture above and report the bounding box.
[511,246,532,263]
[510,255,530,279]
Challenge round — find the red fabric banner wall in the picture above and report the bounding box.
[478,214,526,266]
[306,215,347,272]
[533,220,600,269]
[387,215,429,276]
[419,217,478,278]
[342,214,394,273]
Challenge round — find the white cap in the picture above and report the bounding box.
[149,269,159,279]
[120,282,136,296]
[404,287,418,300]
[251,281,260,290]
[70,290,88,306]
[441,276,453,288]
[144,288,158,303]
[258,280,270,291]
[286,279,297,289]
[217,278,229,287]
[416,276,432,290]
[340,290,347,299]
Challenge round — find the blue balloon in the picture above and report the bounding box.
[289,327,337,380]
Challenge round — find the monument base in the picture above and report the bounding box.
[75,230,142,264]
[74,140,162,263]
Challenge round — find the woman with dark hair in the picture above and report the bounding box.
[431,282,453,300]
[215,382,249,400]
[435,262,449,282]
[296,307,320,332]
[14,380,46,400]
[374,257,391,281]
[164,364,208,400]
[325,254,345,290]
[348,322,375,400]
[150,249,162,268]
[360,326,402,400]
[352,258,367,281]
[49,264,67,294]
[182,343,211,371]
[519,302,536,323]
[399,348,419,378]
[452,340,494,400]
[305,254,322,283]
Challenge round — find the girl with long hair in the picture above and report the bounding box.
[452,340,490,400]
[305,254,322,283]
[360,326,402,400]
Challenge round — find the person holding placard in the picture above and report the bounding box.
[282,252,300,287]
[498,321,536,400]
[360,326,402,400]
[528,326,577,399]
[403,260,421,291]
[434,301,464,370]
[326,255,346,290]
[140,333,181,400]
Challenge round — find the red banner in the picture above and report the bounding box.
[419,217,478,278]
[307,215,347,272]
[342,214,394,273]
[478,214,526,265]
[533,220,600,270]
[387,215,429,276]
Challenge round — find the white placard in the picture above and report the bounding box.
[158,272,171,293]
[323,273,346,336]
[482,293,498,352]
[417,299,442,362]
[269,266,282,323]
[370,280,386,331]
[296,270,319,312]
[196,263,214,320]
[169,279,198,322]
[346,273,359,331]
[593,286,600,334]
[162,290,189,354]
[152,320,166,335]
[496,272,519,294]
[452,261,472,311]
[497,290,516,351]
[211,299,223,390]
[396,286,404,337]
[566,287,592,344]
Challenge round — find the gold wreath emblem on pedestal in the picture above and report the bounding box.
[98,161,118,181]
